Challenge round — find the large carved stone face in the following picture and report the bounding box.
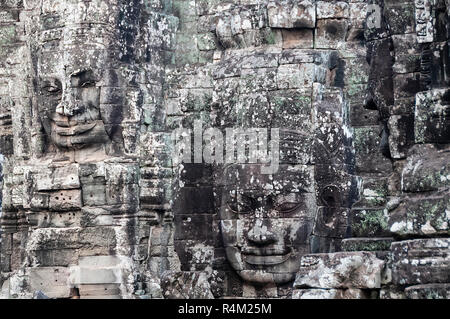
[37,49,111,150]
[219,164,316,284]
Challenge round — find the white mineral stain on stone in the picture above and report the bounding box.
[363,188,378,197]
[390,221,407,233]
[420,220,436,234]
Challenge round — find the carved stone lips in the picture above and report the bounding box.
[242,247,292,266]
[242,253,292,266]
[54,122,97,136]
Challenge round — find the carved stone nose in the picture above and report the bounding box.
[55,103,66,116]
[364,95,377,110]
[247,219,277,245]
[56,90,83,116]
[56,103,79,117]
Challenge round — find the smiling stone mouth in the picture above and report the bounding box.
[242,252,292,266]
[242,247,292,266]
[54,122,97,136]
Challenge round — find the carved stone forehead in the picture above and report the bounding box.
[37,0,123,77]
[222,164,314,194]
[38,45,110,79]
[37,21,121,78]
[40,0,120,25]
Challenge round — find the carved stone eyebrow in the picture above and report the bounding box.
[40,77,61,87]
[70,69,89,77]
[274,193,301,206]
[70,69,95,87]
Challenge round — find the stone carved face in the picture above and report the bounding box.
[37,69,110,150]
[37,49,112,151]
[219,164,316,284]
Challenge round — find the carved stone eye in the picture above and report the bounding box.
[275,202,301,213]
[80,80,95,88]
[227,195,255,214]
[320,185,341,208]
[42,85,60,94]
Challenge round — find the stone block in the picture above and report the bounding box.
[80,207,114,227]
[388,191,449,237]
[82,183,106,206]
[269,89,313,133]
[78,255,122,268]
[349,208,390,238]
[415,89,450,144]
[161,271,214,299]
[404,284,449,299]
[415,0,434,43]
[313,122,352,165]
[281,29,313,49]
[279,49,314,65]
[349,102,379,127]
[391,239,450,285]
[29,267,71,299]
[353,126,393,175]
[379,286,406,299]
[316,1,349,19]
[78,283,121,297]
[393,72,421,100]
[34,165,80,191]
[49,190,82,211]
[344,57,370,86]
[349,2,367,29]
[358,177,389,207]
[292,288,374,299]
[70,267,120,285]
[173,186,215,215]
[276,63,315,89]
[313,207,348,239]
[341,238,393,252]
[315,19,348,49]
[239,68,278,94]
[384,3,415,35]
[314,164,357,209]
[401,144,450,193]
[267,0,315,29]
[173,214,214,242]
[387,114,414,159]
[294,252,385,289]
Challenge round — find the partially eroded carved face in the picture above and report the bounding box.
[219,164,316,284]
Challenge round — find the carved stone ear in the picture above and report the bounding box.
[320,185,341,208]
[0,96,13,155]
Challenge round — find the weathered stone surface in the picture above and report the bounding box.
[404,284,450,299]
[292,288,375,299]
[78,283,121,298]
[401,144,450,193]
[160,271,214,299]
[315,19,349,50]
[353,127,393,175]
[391,239,450,286]
[349,208,390,238]
[267,0,315,29]
[387,191,449,237]
[415,89,450,144]
[28,267,71,299]
[294,252,385,289]
[379,286,406,300]
[341,238,393,252]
